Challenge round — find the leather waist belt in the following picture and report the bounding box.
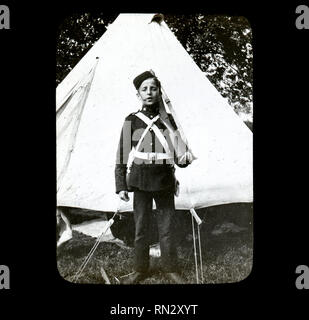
[134,150,173,161]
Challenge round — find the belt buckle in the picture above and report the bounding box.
[148,153,156,161]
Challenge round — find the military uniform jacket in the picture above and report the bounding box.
[115,104,189,193]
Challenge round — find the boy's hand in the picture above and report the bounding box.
[179,151,194,164]
[119,190,130,202]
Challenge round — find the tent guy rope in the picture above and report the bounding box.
[71,202,119,283]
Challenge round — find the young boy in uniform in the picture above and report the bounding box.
[115,71,193,284]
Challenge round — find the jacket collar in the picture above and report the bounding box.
[141,102,160,117]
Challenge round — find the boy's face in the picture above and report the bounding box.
[137,78,161,106]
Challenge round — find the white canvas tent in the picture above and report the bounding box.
[56,13,253,215]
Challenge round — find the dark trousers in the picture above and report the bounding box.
[133,189,177,273]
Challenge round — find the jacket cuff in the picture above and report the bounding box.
[115,165,128,193]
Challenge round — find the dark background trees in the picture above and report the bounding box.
[56,13,253,128]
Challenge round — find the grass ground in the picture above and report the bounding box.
[57,212,253,285]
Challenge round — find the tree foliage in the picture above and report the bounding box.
[56,12,117,85]
[164,14,252,121]
[56,13,253,124]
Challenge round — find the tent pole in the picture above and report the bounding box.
[197,224,204,283]
[190,208,203,284]
[191,213,199,284]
